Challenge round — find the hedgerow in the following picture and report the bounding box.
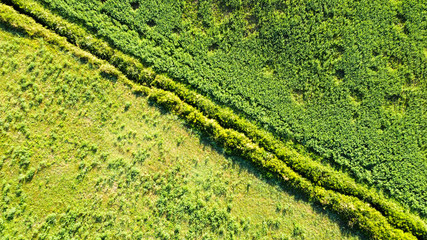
[146,83,418,240]
[1,1,425,239]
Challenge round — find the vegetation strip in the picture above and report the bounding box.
[0,2,425,239]
[151,74,427,239]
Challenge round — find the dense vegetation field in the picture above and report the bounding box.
[25,0,427,217]
[0,18,366,239]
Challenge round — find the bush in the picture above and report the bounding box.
[4,207,16,221]
[24,168,36,182]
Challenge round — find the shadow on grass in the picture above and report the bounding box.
[0,21,29,38]
[202,134,368,239]
[100,71,118,84]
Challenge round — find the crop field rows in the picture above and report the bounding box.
[0,0,426,239]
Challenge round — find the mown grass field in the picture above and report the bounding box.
[0,19,365,239]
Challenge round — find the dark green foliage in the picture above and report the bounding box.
[132,149,149,163]
[23,168,36,182]
[107,157,127,170]
[12,147,31,169]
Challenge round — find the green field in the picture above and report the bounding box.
[0,0,426,239]
[0,17,365,239]
[24,0,427,216]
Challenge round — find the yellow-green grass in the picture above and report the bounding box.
[0,23,364,239]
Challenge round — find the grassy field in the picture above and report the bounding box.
[26,0,427,217]
[0,21,367,239]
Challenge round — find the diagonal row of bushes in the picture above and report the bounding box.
[151,74,427,239]
[0,1,425,239]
